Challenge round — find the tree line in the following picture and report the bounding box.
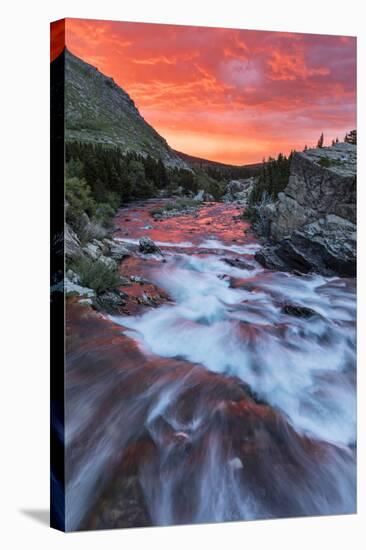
[65,141,225,236]
[248,152,294,205]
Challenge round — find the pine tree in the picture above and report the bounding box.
[317,133,324,148]
[344,129,357,145]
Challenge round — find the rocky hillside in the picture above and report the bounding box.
[255,143,356,277]
[64,49,187,169]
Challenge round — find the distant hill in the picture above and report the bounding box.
[61,48,188,169]
[174,150,262,178]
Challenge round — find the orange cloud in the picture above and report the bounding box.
[55,18,356,165]
[50,19,65,61]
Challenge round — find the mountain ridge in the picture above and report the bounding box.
[63,48,188,169]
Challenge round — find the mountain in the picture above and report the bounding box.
[63,49,187,169]
[174,150,262,175]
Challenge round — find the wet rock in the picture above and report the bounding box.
[256,215,356,277]
[282,303,317,318]
[255,246,296,272]
[119,276,131,286]
[139,236,161,254]
[92,289,127,314]
[222,257,255,270]
[130,275,148,284]
[137,293,158,307]
[86,476,151,530]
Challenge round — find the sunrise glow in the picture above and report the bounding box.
[51,18,356,165]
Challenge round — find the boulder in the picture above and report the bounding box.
[109,241,132,260]
[64,278,95,298]
[194,189,205,201]
[82,241,102,261]
[193,189,215,202]
[139,236,161,254]
[66,269,80,284]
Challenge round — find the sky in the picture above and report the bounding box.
[51,18,356,165]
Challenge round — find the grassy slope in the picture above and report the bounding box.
[64,49,186,168]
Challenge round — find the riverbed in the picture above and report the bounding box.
[65,200,356,531]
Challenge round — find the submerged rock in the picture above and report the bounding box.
[221,257,255,270]
[281,303,317,318]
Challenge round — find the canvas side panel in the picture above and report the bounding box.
[50,19,66,532]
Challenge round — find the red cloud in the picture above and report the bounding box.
[59,18,356,165]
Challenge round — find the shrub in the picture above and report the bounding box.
[71,256,121,293]
[317,157,342,168]
[317,157,332,168]
[149,198,200,216]
[66,177,96,230]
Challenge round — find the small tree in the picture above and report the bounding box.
[344,129,357,145]
[317,133,324,148]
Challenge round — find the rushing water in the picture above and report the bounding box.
[65,201,356,531]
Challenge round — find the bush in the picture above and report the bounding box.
[66,177,96,231]
[317,157,342,168]
[71,256,121,293]
[317,157,332,168]
[149,198,200,216]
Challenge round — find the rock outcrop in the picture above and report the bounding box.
[255,143,356,277]
[223,178,256,205]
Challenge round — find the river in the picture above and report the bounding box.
[65,200,356,531]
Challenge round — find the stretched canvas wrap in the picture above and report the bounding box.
[50,18,357,532]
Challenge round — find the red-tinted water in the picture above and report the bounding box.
[65,200,356,531]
